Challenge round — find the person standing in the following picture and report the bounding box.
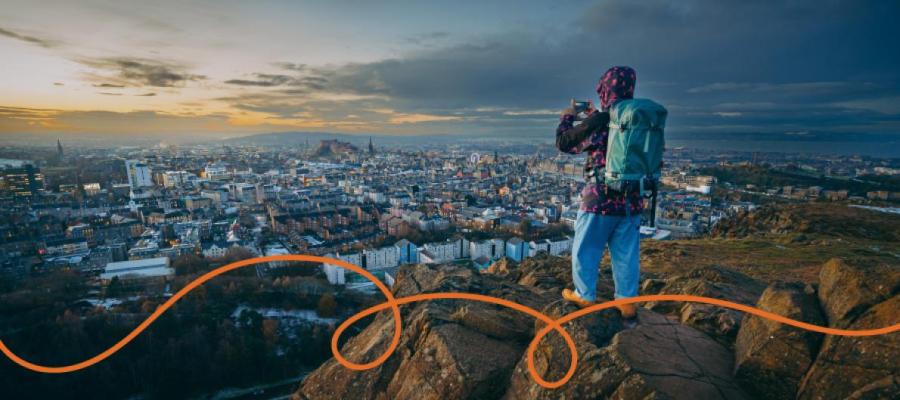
[557,66,641,323]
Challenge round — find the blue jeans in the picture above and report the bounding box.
[572,210,640,301]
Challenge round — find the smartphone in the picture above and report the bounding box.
[573,100,590,113]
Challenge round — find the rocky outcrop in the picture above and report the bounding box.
[733,282,825,399]
[711,203,900,242]
[816,258,899,328]
[505,302,748,399]
[296,255,898,400]
[641,265,765,346]
[298,257,752,399]
[797,260,900,400]
[296,263,552,400]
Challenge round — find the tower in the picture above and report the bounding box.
[56,139,64,159]
[368,136,375,155]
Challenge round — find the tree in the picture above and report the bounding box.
[106,276,122,297]
[519,219,532,236]
[173,253,209,275]
[262,319,279,345]
[317,292,338,318]
[222,247,255,264]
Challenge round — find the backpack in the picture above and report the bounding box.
[600,98,667,226]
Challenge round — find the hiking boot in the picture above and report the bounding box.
[616,303,639,329]
[562,288,595,309]
[616,303,637,319]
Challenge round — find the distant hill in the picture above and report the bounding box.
[222,131,372,147]
[314,139,359,157]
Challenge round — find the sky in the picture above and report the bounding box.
[1,0,899,142]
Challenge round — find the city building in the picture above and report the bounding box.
[2,164,44,197]
[125,160,153,189]
[394,239,419,264]
[506,237,527,262]
[100,257,173,282]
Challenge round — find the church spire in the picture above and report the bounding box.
[368,136,375,155]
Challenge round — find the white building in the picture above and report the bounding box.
[506,237,527,262]
[231,183,257,203]
[321,252,362,285]
[364,246,400,270]
[469,239,493,261]
[490,238,506,258]
[469,239,505,261]
[529,240,550,257]
[101,257,172,281]
[202,241,237,258]
[125,160,153,189]
[686,184,712,195]
[418,250,438,264]
[422,237,469,263]
[547,236,572,256]
[162,171,196,187]
[204,163,230,181]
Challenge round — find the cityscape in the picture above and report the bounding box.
[3,137,895,287]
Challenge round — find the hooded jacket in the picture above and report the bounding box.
[556,66,643,215]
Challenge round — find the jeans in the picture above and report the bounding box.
[571,210,641,301]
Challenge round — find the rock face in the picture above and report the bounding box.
[296,262,550,400]
[710,203,900,242]
[797,259,900,400]
[297,256,751,399]
[295,255,898,400]
[505,302,748,399]
[641,265,765,346]
[815,258,898,328]
[733,283,825,399]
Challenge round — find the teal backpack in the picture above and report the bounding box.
[600,98,667,226]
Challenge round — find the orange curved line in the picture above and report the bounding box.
[0,255,897,391]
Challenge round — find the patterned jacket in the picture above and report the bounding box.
[556,111,643,215]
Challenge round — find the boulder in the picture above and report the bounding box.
[733,282,825,399]
[642,265,765,346]
[295,256,897,400]
[296,263,553,400]
[816,258,899,328]
[504,305,748,399]
[798,294,900,400]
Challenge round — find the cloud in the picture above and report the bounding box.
[502,109,558,116]
[0,105,253,137]
[136,92,156,96]
[273,0,900,137]
[272,62,307,72]
[0,26,56,48]
[5,0,899,139]
[225,73,330,92]
[368,107,461,124]
[713,112,742,118]
[388,113,461,124]
[80,57,206,87]
[97,92,123,96]
[226,73,294,87]
[93,83,126,88]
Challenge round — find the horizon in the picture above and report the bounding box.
[1,1,900,152]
